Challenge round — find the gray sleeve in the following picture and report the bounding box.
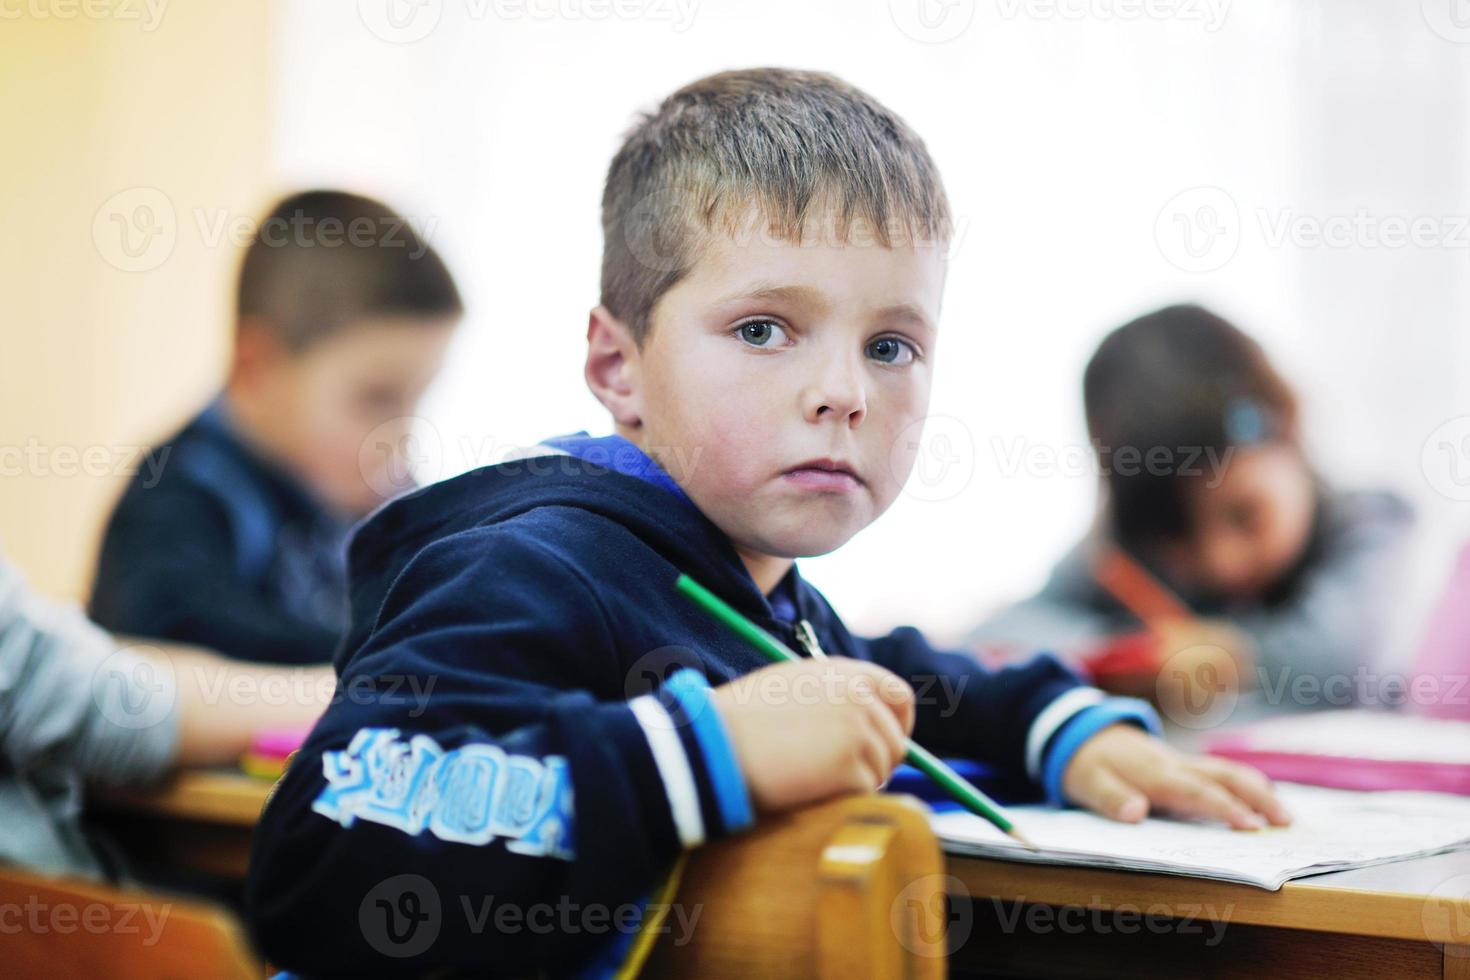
[1234,491,1416,686]
[0,560,180,787]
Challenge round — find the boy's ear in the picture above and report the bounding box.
[585,305,643,428]
[230,316,291,389]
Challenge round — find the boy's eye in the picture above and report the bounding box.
[867,336,916,365]
[357,387,405,415]
[735,319,790,348]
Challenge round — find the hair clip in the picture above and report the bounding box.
[1224,398,1273,445]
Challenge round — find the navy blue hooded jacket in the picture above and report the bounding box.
[90,397,352,664]
[245,434,1153,977]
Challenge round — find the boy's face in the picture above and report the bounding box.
[603,210,946,564]
[235,317,456,517]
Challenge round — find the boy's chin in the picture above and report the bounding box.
[316,479,384,519]
[743,521,862,561]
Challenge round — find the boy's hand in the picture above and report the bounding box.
[711,658,915,814]
[1061,724,1292,830]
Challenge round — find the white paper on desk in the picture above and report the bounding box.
[934,783,1470,890]
[1217,709,1470,762]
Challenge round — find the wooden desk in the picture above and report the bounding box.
[90,770,275,879]
[90,772,1470,978]
[946,851,1470,978]
[96,769,275,826]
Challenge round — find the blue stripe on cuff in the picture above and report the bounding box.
[653,686,723,842]
[1041,698,1162,806]
[663,669,755,834]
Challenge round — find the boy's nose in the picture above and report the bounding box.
[803,360,868,426]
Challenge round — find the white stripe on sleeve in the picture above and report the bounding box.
[1024,686,1107,780]
[629,695,705,848]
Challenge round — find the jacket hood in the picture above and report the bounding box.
[335,451,787,673]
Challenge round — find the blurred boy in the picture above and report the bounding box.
[90,191,462,664]
[247,71,1287,976]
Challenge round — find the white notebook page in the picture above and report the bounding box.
[934,783,1470,889]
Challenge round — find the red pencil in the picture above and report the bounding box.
[1094,546,1193,625]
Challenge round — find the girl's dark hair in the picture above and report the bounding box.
[1083,304,1298,550]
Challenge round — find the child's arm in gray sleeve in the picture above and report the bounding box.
[0,559,179,787]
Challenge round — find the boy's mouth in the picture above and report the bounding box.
[782,457,864,492]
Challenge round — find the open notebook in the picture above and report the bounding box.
[933,783,1470,890]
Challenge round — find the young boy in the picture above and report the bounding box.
[89,191,462,665]
[246,70,1288,976]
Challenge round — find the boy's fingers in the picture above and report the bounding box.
[880,674,917,736]
[866,698,910,772]
[1193,758,1292,826]
[1070,764,1149,823]
[843,660,916,735]
[1153,770,1264,830]
[854,728,891,792]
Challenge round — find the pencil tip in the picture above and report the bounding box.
[1007,828,1039,851]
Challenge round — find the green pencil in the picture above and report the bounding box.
[674,573,1036,850]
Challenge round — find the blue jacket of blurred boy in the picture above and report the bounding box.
[90,396,354,664]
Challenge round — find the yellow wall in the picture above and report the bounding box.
[0,3,272,600]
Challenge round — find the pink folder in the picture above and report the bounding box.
[1206,545,1470,794]
[249,724,312,760]
[1410,541,1470,721]
[1206,711,1470,795]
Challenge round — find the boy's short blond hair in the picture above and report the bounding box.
[600,68,951,344]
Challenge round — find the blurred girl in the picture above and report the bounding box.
[973,305,1413,717]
